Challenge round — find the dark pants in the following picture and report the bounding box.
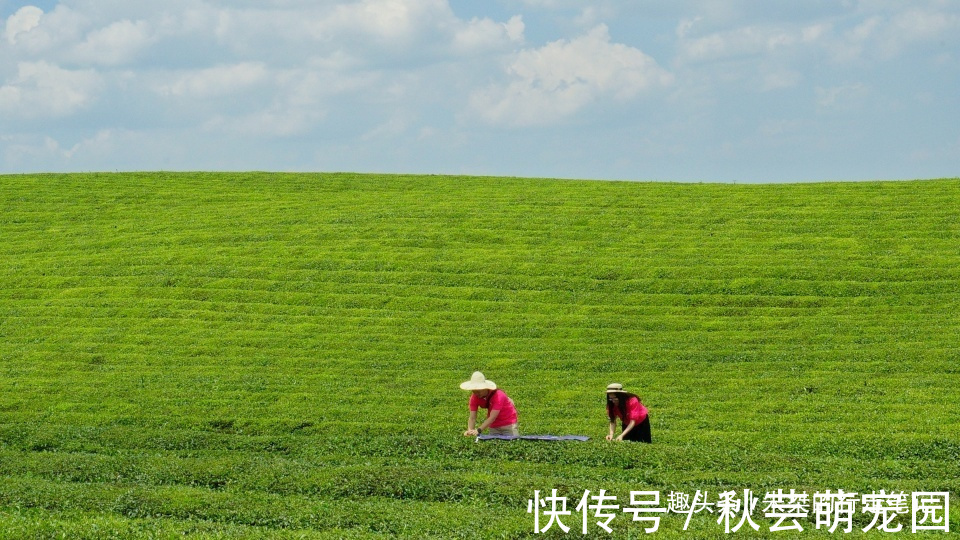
[622,417,652,443]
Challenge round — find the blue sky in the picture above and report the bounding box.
[1,0,958,182]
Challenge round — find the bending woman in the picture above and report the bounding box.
[605,383,651,443]
[460,371,519,436]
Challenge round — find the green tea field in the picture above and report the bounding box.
[1,173,958,538]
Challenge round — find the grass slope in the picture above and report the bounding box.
[1,172,958,538]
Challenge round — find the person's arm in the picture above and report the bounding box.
[616,419,636,441]
[606,418,616,441]
[464,410,479,436]
[477,409,500,432]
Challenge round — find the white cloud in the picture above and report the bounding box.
[891,9,960,40]
[4,5,43,45]
[2,1,521,72]
[203,107,323,138]
[467,25,673,127]
[280,68,379,107]
[676,17,700,39]
[2,128,152,169]
[72,19,154,66]
[361,112,414,141]
[830,16,882,62]
[50,129,114,159]
[453,15,524,54]
[574,5,616,28]
[345,0,446,41]
[157,62,269,98]
[676,5,960,67]
[503,15,525,42]
[208,0,453,55]
[135,0,525,68]
[2,135,61,165]
[3,4,88,56]
[515,0,586,9]
[677,22,824,64]
[870,9,960,59]
[671,6,954,95]
[193,67,379,137]
[0,61,102,118]
[825,7,960,62]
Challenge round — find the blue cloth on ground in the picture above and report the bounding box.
[476,434,589,441]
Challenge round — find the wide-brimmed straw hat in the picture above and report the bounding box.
[606,383,625,394]
[460,371,497,391]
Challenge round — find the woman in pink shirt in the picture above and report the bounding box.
[605,383,651,443]
[460,371,519,436]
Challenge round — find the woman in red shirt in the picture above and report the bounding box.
[460,371,520,436]
[605,383,651,443]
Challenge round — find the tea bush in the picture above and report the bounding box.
[1,172,958,537]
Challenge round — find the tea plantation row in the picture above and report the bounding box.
[1,173,958,537]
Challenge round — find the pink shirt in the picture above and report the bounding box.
[469,389,518,428]
[611,396,648,424]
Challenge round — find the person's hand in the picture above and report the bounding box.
[464,429,479,437]
[605,434,613,441]
[615,435,624,442]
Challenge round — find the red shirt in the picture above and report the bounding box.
[610,396,648,424]
[469,389,519,428]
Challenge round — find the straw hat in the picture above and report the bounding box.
[606,383,624,394]
[460,371,497,391]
